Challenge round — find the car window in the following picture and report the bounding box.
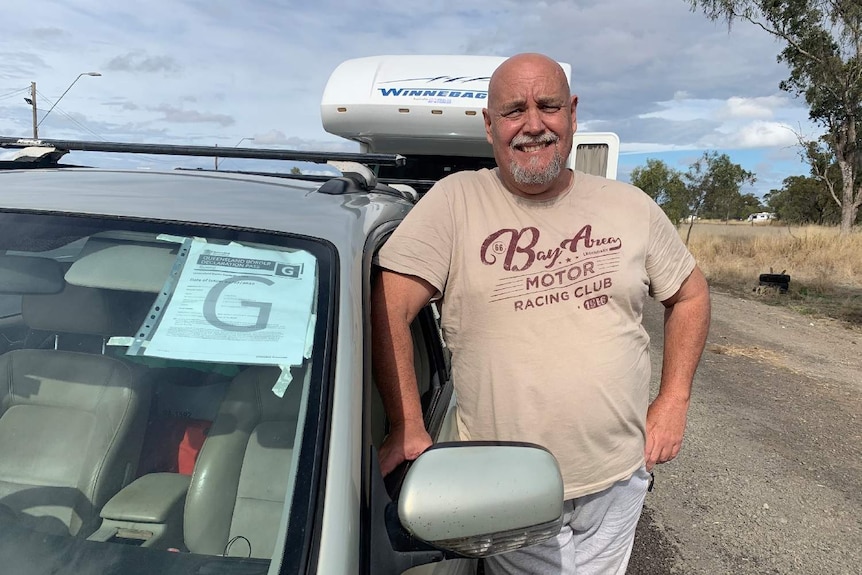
[0,210,333,575]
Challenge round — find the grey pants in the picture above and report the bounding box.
[485,466,651,575]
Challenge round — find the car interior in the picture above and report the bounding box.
[0,225,311,562]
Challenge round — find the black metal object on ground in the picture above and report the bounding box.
[758,273,791,293]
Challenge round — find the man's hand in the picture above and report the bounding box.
[378,419,433,476]
[644,393,689,471]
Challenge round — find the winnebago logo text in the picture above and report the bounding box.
[377,76,490,99]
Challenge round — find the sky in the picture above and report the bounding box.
[0,0,823,198]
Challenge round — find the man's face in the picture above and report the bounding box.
[483,58,577,197]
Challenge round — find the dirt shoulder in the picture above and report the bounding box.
[706,288,861,387]
[711,278,862,334]
[628,289,862,575]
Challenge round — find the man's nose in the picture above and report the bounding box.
[522,107,545,135]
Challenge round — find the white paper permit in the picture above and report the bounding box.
[271,366,294,398]
[155,234,189,244]
[139,240,317,372]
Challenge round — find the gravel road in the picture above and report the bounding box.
[628,290,862,575]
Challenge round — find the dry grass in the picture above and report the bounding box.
[681,221,862,325]
[706,343,794,372]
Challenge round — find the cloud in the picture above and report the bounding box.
[105,51,180,74]
[449,0,792,124]
[589,116,722,148]
[252,130,357,151]
[722,96,788,119]
[27,27,70,41]
[251,130,294,146]
[0,52,51,79]
[619,143,697,154]
[716,121,798,149]
[639,99,721,122]
[104,99,139,111]
[594,91,815,159]
[150,104,235,127]
[0,0,827,197]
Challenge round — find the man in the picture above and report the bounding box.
[371,53,710,574]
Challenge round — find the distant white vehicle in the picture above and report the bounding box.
[321,55,620,189]
[747,212,776,222]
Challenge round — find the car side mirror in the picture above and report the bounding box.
[397,441,564,558]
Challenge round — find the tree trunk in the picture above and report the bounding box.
[839,162,857,235]
[685,218,696,246]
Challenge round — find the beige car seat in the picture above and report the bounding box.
[183,365,305,558]
[0,281,152,537]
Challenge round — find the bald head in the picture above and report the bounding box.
[488,53,571,109]
[482,53,578,200]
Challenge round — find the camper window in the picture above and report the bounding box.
[575,144,609,178]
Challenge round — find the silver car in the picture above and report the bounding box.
[0,138,563,575]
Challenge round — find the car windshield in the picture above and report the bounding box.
[0,210,333,575]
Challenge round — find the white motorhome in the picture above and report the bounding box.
[321,55,619,190]
[747,211,776,222]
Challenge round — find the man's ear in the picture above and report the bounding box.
[570,95,579,134]
[483,108,493,144]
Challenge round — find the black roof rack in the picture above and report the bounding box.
[175,168,418,203]
[0,136,420,202]
[0,136,406,166]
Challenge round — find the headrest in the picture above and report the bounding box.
[65,238,177,293]
[0,255,64,294]
[22,284,149,337]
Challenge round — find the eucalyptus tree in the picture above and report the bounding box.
[688,0,862,233]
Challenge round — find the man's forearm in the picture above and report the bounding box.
[372,313,424,428]
[645,268,710,469]
[370,274,426,429]
[659,268,711,399]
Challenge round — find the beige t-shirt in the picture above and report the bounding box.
[377,168,696,499]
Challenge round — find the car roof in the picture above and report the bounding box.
[0,168,413,250]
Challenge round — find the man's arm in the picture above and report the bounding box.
[371,269,438,476]
[645,265,711,471]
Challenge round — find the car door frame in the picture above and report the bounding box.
[358,222,455,575]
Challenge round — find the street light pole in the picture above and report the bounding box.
[34,72,101,133]
[30,83,38,139]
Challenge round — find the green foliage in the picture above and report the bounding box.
[764,175,841,224]
[684,151,757,221]
[631,152,759,230]
[738,192,763,219]
[630,159,691,224]
[630,158,674,202]
[687,0,862,233]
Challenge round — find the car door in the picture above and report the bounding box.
[361,225,470,575]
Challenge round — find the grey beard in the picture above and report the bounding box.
[509,148,564,186]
